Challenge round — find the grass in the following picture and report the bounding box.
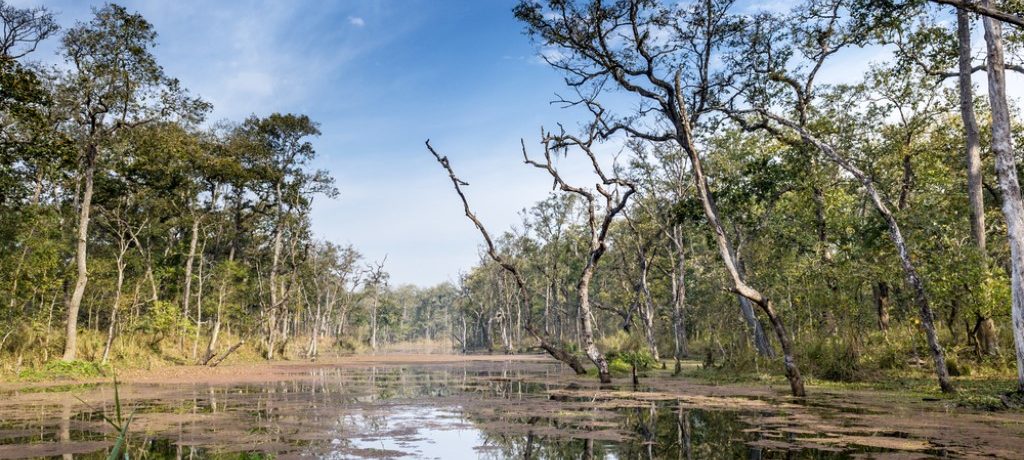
[74,374,134,460]
[677,357,1022,410]
[17,360,110,381]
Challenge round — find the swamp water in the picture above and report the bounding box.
[0,358,1015,459]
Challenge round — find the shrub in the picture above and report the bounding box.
[805,337,862,382]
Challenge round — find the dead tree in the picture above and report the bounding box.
[426,140,588,375]
[522,127,637,383]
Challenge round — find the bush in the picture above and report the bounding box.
[804,337,862,382]
[136,301,193,346]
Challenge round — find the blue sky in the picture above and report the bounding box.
[14,1,1022,286]
[18,0,606,286]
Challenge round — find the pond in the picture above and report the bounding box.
[0,356,1020,459]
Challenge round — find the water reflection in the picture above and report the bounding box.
[0,361,947,459]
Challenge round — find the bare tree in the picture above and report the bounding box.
[522,127,638,383]
[0,2,57,61]
[427,140,588,375]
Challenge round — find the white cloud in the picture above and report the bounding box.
[226,70,274,98]
[348,16,365,27]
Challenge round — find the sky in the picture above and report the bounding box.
[10,0,1022,287]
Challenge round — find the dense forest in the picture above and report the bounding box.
[3,0,1024,403]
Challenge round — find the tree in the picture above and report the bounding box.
[979,0,1024,393]
[427,140,589,374]
[57,4,206,361]
[521,128,637,383]
[239,113,335,359]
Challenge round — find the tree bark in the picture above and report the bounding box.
[62,145,97,361]
[958,10,986,253]
[101,250,126,364]
[579,261,612,383]
[671,226,688,375]
[873,282,891,332]
[981,3,1024,392]
[733,239,775,358]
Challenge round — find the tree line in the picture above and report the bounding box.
[0,3,421,368]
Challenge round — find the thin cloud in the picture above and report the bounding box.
[348,16,366,27]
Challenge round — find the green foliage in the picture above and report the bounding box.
[137,301,193,341]
[18,360,109,381]
[804,338,863,383]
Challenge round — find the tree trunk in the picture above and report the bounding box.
[873,282,891,332]
[101,254,126,364]
[976,313,999,356]
[733,245,775,358]
[194,242,207,359]
[958,10,986,253]
[637,254,660,362]
[579,263,611,383]
[63,146,97,362]
[202,247,232,365]
[208,341,244,367]
[182,215,200,351]
[266,184,285,360]
[671,227,688,375]
[771,116,954,392]
[308,300,322,358]
[370,288,379,351]
[981,4,1024,392]
[675,122,805,397]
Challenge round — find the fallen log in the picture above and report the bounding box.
[208,341,244,367]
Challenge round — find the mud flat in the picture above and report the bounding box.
[0,354,1021,459]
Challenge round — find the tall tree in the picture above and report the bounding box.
[979,0,1024,392]
[57,4,205,360]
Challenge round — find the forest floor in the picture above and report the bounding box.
[0,353,1023,458]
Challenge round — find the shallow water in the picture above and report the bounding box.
[0,359,1014,458]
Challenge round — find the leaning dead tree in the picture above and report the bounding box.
[523,127,637,383]
[426,140,588,375]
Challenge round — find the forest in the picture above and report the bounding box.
[1,0,1024,437]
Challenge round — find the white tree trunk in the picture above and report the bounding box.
[981,5,1024,392]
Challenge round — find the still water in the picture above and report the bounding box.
[0,358,1008,458]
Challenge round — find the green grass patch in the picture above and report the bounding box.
[16,360,110,381]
